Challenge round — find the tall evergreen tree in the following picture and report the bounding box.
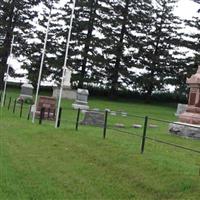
[134,0,182,97]
[98,0,152,96]
[0,0,45,89]
[50,0,106,88]
[19,0,61,87]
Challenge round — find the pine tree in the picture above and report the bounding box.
[0,0,45,89]
[50,0,106,88]
[134,0,182,97]
[99,0,152,96]
[19,0,62,88]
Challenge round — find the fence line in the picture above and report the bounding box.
[2,94,200,156]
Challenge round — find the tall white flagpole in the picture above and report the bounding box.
[55,0,76,128]
[1,35,15,108]
[32,2,53,123]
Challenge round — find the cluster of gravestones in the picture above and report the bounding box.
[17,83,160,129]
[80,108,158,129]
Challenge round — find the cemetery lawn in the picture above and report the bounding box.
[0,88,200,200]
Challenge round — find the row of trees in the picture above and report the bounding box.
[0,0,200,98]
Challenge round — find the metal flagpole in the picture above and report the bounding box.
[1,35,15,108]
[32,2,53,123]
[55,0,76,128]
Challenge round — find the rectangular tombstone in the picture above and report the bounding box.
[80,111,104,127]
[72,89,89,109]
[20,83,34,99]
[35,96,56,120]
[21,87,33,96]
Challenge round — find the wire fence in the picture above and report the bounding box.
[1,93,200,157]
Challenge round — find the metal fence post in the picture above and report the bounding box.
[3,93,6,106]
[75,108,81,131]
[103,110,109,139]
[20,100,24,118]
[47,108,50,119]
[57,107,62,128]
[13,99,16,113]
[141,116,148,154]
[39,107,45,124]
[8,97,11,110]
[27,105,32,120]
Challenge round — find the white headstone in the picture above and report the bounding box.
[63,67,72,88]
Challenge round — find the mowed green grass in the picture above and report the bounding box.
[0,88,200,200]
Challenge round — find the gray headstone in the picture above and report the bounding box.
[80,111,105,127]
[77,89,89,102]
[72,88,89,109]
[20,83,34,99]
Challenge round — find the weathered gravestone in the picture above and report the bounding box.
[72,89,89,110]
[115,123,125,128]
[132,124,142,128]
[80,111,105,127]
[35,96,56,120]
[19,83,34,100]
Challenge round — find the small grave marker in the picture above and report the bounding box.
[121,112,128,117]
[115,123,125,128]
[132,124,142,128]
[110,111,117,116]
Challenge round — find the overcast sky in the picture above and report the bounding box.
[175,0,199,18]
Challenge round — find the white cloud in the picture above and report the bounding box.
[174,0,199,19]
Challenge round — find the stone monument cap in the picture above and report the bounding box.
[187,66,200,85]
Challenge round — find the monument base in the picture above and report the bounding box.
[19,94,33,100]
[179,111,200,124]
[169,122,200,139]
[53,87,76,100]
[72,103,89,110]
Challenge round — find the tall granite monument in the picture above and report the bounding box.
[179,66,200,124]
[169,66,200,139]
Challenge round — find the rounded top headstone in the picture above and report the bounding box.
[77,89,89,95]
[21,83,34,89]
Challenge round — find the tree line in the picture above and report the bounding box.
[0,0,200,99]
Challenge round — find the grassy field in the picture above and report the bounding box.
[0,88,200,200]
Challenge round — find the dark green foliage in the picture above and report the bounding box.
[1,0,200,100]
[133,0,183,97]
[0,0,47,89]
